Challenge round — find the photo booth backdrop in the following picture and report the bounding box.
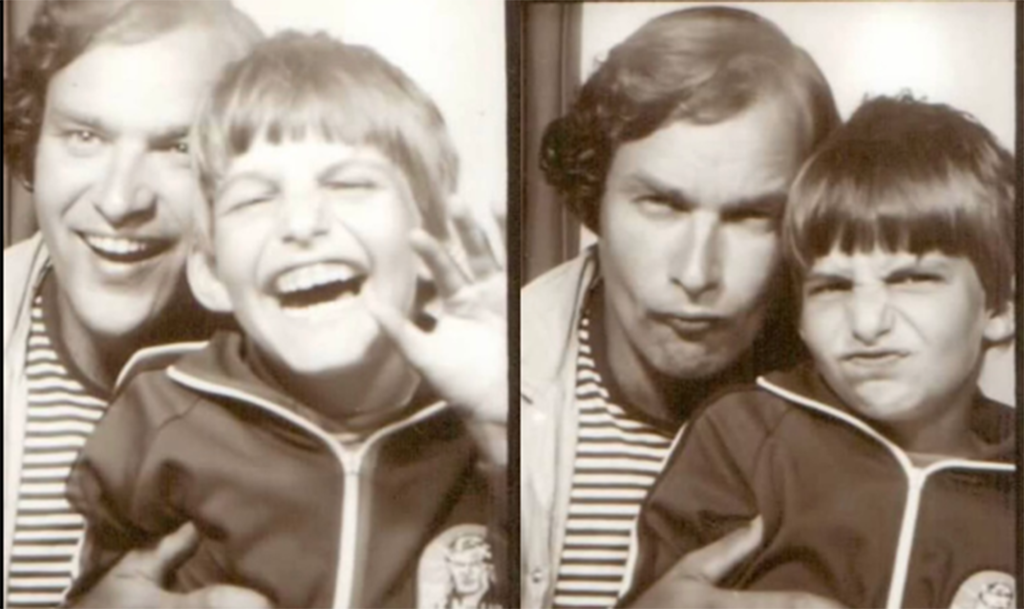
[521,1,1017,404]
[2,0,507,253]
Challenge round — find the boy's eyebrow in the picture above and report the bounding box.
[216,171,276,199]
[315,157,391,182]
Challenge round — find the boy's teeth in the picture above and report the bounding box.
[84,235,151,255]
[275,264,357,294]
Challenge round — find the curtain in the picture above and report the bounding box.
[522,3,582,284]
[3,0,40,249]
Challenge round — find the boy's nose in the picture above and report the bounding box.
[846,285,895,344]
[94,144,157,226]
[671,214,721,300]
[281,194,330,244]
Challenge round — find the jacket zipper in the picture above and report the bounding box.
[758,378,1014,609]
[168,368,446,609]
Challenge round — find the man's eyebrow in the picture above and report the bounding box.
[47,106,107,132]
[626,171,696,208]
[147,126,191,148]
[720,192,788,215]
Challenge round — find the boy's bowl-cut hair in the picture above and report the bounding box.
[193,31,458,242]
[539,6,839,233]
[784,94,1016,313]
[3,0,263,186]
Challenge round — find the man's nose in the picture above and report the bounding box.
[847,285,895,344]
[94,144,157,225]
[672,214,721,300]
[280,192,330,245]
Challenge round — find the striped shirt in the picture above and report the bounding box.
[6,282,107,608]
[552,311,674,609]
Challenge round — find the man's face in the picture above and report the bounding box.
[599,98,806,380]
[800,248,1008,426]
[199,137,421,379]
[33,26,241,341]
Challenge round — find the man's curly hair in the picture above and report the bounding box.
[3,0,261,186]
[540,6,840,233]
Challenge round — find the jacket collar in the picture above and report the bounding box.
[170,330,445,436]
[760,363,1016,465]
[521,248,599,404]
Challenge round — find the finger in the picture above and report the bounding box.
[163,585,274,609]
[452,209,500,279]
[129,522,201,580]
[674,516,764,584]
[365,290,431,368]
[410,229,467,299]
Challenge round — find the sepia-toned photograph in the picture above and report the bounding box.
[3,1,506,608]
[1,0,1021,608]
[519,3,1018,609]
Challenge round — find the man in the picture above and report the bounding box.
[3,2,267,607]
[520,7,841,608]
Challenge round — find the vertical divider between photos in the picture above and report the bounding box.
[506,3,522,607]
[1015,0,1023,597]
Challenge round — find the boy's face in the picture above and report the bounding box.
[799,247,1010,425]
[33,26,240,343]
[197,137,421,377]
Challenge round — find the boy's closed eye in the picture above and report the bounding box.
[217,177,279,215]
[804,276,853,296]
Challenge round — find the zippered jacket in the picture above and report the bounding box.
[64,331,505,609]
[622,364,1016,609]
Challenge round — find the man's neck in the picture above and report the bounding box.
[52,288,136,394]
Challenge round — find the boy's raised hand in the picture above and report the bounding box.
[367,205,507,458]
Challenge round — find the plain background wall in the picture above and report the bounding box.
[213,0,507,226]
[576,2,1017,405]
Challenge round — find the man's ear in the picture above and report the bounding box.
[187,246,233,314]
[983,300,1015,345]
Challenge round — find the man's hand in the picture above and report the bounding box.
[69,523,273,609]
[367,206,508,425]
[628,517,846,609]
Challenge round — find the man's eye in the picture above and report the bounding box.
[169,141,189,155]
[64,130,103,154]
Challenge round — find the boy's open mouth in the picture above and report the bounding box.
[273,263,367,312]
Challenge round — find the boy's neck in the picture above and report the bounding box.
[262,344,422,429]
[879,386,984,463]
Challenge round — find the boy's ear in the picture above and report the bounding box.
[187,246,234,314]
[983,300,1015,345]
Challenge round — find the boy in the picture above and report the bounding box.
[64,32,507,609]
[622,96,1016,609]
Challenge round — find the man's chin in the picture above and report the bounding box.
[649,345,744,382]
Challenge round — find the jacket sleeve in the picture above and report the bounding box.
[621,392,771,605]
[63,375,189,602]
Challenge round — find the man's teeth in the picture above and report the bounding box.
[84,235,152,256]
[275,264,358,295]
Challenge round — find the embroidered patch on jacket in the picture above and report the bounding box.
[950,571,1015,609]
[417,524,501,609]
